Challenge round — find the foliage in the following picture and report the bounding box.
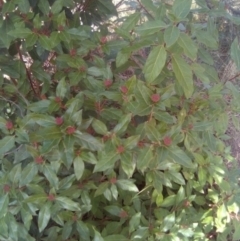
[0,0,240,240]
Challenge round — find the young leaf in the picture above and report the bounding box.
[129,212,141,233]
[20,163,38,187]
[172,54,193,98]
[143,45,167,83]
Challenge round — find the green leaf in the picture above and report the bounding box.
[76,220,90,241]
[38,0,50,14]
[25,194,48,204]
[51,0,63,14]
[136,20,167,36]
[113,113,132,135]
[137,147,153,172]
[0,136,15,157]
[55,196,81,211]
[168,146,194,168]
[104,235,129,241]
[18,0,30,13]
[93,229,104,241]
[231,38,240,70]
[122,13,141,32]
[116,51,131,68]
[92,119,108,135]
[30,126,62,142]
[56,77,67,98]
[121,151,135,178]
[164,26,180,48]
[74,156,84,180]
[0,194,9,219]
[160,195,176,207]
[178,33,197,60]
[117,180,138,192]
[0,18,14,48]
[104,205,122,216]
[129,212,141,233]
[74,132,103,151]
[173,0,192,19]
[20,163,38,187]
[172,54,193,98]
[39,35,52,51]
[42,165,59,189]
[153,111,176,124]
[38,202,51,232]
[8,28,32,38]
[94,151,119,172]
[166,171,185,185]
[124,135,140,150]
[143,45,167,83]
[161,212,175,232]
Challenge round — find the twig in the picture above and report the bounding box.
[136,0,154,20]
[4,144,23,157]
[16,43,38,97]
[130,55,143,69]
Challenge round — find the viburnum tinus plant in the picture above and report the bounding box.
[0,0,240,240]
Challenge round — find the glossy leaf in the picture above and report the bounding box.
[117,180,138,192]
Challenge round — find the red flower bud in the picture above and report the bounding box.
[55,117,63,125]
[48,194,55,201]
[6,121,13,130]
[55,96,62,103]
[66,126,76,135]
[151,94,161,103]
[35,156,44,164]
[109,177,117,184]
[100,36,107,44]
[104,79,112,88]
[120,86,128,94]
[163,136,172,146]
[3,184,11,193]
[117,145,125,154]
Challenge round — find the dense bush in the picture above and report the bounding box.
[0,0,240,240]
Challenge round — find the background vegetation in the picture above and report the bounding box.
[0,0,240,240]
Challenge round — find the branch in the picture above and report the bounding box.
[17,43,38,97]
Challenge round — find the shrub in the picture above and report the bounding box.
[0,0,240,240]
